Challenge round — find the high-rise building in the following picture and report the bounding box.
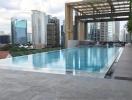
[47,17,60,47]
[27,33,32,43]
[115,21,120,41]
[32,10,48,49]
[100,21,120,41]
[0,35,10,44]
[61,20,65,47]
[120,29,127,42]
[107,22,120,41]
[107,22,114,41]
[53,17,60,46]
[11,18,27,45]
[87,22,100,41]
[47,23,56,47]
[100,22,108,41]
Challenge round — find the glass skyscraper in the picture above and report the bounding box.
[11,18,27,45]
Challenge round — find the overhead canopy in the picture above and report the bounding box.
[66,0,131,22]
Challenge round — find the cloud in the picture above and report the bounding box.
[47,0,66,14]
[0,0,126,34]
[0,0,68,33]
[0,0,21,10]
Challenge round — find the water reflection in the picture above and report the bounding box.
[32,51,61,69]
[45,52,60,64]
[64,47,116,74]
[10,47,118,75]
[12,55,28,65]
[33,53,46,69]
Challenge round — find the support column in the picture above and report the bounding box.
[78,21,85,41]
[84,22,87,40]
[65,3,73,47]
[74,16,78,40]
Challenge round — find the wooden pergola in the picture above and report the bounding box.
[65,0,132,47]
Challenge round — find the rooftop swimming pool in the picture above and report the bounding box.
[0,46,122,78]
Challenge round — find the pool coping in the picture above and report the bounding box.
[105,47,124,78]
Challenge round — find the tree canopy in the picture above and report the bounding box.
[127,18,132,33]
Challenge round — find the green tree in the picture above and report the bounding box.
[127,0,132,42]
[127,18,132,42]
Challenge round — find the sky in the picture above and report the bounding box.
[0,0,126,34]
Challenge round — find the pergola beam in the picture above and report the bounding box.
[82,10,129,15]
[76,12,130,19]
[82,17,129,23]
[73,7,86,15]
[89,2,100,13]
[68,0,128,6]
[74,3,129,9]
[78,6,129,12]
[108,0,115,12]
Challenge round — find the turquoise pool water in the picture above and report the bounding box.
[0,46,121,77]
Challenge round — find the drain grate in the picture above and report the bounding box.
[114,76,132,81]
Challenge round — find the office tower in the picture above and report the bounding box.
[27,33,32,43]
[120,29,127,42]
[100,22,108,41]
[0,34,10,44]
[53,17,60,47]
[11,18,27,45]
[100,21,120,42]
[47,23,56,47]
[107,22,120,41]
[47,17,60,47]
[32,10,48,49]
[107,22,114,41]
[87,22,100,41]
[61,21,65,47]
[115,21,120,41]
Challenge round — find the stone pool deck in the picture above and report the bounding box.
[113,44,132,80]
[0,45,132,100]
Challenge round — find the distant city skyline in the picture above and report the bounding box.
[0,0,127,34]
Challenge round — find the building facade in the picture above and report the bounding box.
[115,21,120,41]
[120,29,127,42]
[27,33,32,43]
[100,22,108,41]
[61,20,65,47]
[32,10,48,49]
[47,23,56,47]
[11,18,27,45]
[47,17,60,47]
[100,21,120,41]
[0,35,10,44]
[87,21,120,42]
[87,22,100,41]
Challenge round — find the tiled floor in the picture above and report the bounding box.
[113,44,132,81]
